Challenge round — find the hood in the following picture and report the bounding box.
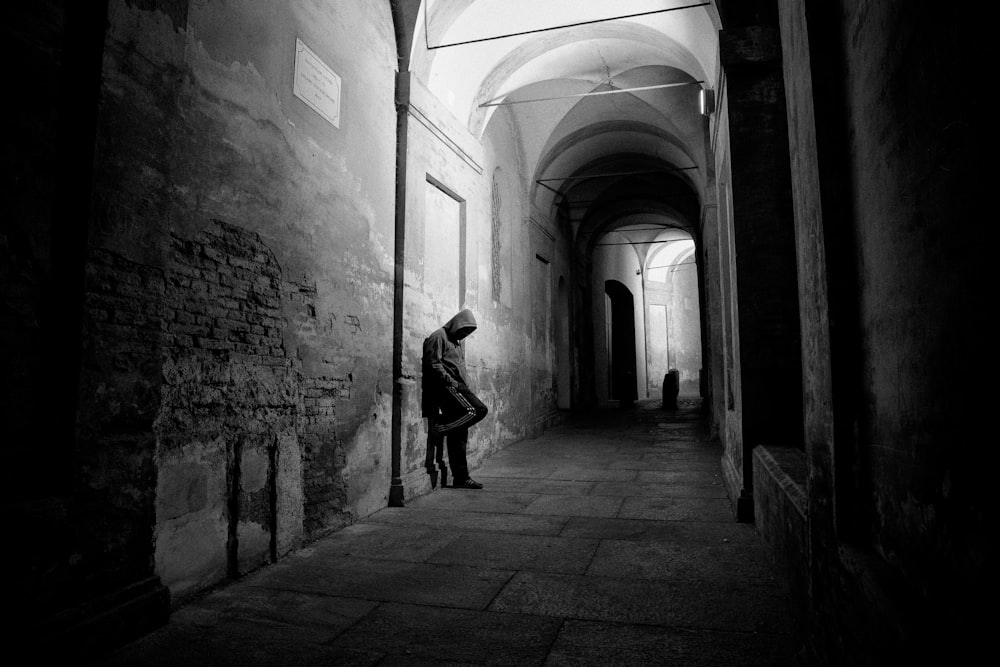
[443,308,477,341]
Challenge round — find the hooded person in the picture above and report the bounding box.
[422,308,489,490]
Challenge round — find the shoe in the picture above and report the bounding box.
[454,478,483,490]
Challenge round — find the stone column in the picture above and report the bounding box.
[720,23,803,521]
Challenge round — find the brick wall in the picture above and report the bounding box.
[155,220,300,590]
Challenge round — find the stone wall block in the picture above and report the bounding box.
[156,462,209,521]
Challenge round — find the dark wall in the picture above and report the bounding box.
[841,1,989,658]
[1,3,166,653]
[2,3,103,497]
[777,0,991,662]
[717,3,804,523]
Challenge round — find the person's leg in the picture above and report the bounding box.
[446,427,483,489]
[435,434,448,488]
[445,427,470,484]
[461,388,489,429]
[425,422,447,488]
[436,384,489,433]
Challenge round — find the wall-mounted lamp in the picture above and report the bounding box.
[698,88,715,116]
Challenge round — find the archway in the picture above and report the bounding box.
[605,279,638,406]
[644,234,702,397]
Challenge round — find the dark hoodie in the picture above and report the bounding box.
[422,309,477,417]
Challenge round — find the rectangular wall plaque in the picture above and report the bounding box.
[293,37,341,128]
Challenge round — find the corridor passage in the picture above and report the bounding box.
[95,399,799,666]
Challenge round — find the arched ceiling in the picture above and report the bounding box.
[573,165,701,263]
[408,0,720,244]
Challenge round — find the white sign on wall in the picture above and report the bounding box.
[293,37,342,128]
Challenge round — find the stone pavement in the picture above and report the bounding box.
[91,398,801,666]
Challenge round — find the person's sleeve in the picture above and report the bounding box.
[423,334,457,386]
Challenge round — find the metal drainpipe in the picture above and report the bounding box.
[388,70,410,508]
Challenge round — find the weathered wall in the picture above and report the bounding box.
[775,0,989,662]
[841,0,986,661]
[645,265,702,397]
[841,0,987,612]
[658,257,702,395]
[717,15,802,523]
[5,0,571,644]
[698,185,727,441]
[710,93,746,518]
[669,260,703,394]
[720,23,802,453]
[86,0,398,603]
[645,296,670,398]
[752,445,808,638]
[3,2,174,651]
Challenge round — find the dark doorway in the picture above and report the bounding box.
[605,280,638,406]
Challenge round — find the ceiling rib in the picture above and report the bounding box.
[479,81,704,108]
[537,166,698,183]
[426,2,712,50]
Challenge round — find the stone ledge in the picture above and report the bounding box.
[753,445,807,519]
[752,445,808,638]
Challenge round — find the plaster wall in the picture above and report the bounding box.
[710,92,745,499]
[645,257,703,397]
[698,193,725,440]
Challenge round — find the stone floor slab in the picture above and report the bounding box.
[170,585,378,632]
[96,617,381,666]
[549,466,638,482]
[491,572,791,633]
[589,480,727,499]
[559,516,760,545]
[546,619,798,667]
[634,469,725,485]
[618,496,735,522]
[607,457,720,471]
[473,476,596,496]
[660,578,794,632]
[248,555,513,610]
[368,507,568,536]
[330,602,562,666]
[407,489,540,514]
[426,532,599,574]
[523,493,624,518]
[586,539,780,583]
[307,523,460,562]
[489,571,677,626]
[473,461,560,478]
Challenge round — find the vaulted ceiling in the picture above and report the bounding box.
[407,0,721,246]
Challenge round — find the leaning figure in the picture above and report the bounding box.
[422,308,489,489]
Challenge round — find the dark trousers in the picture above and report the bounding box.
[435,383,488,435]
[426,426,469,485]
[426,384,488,486]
